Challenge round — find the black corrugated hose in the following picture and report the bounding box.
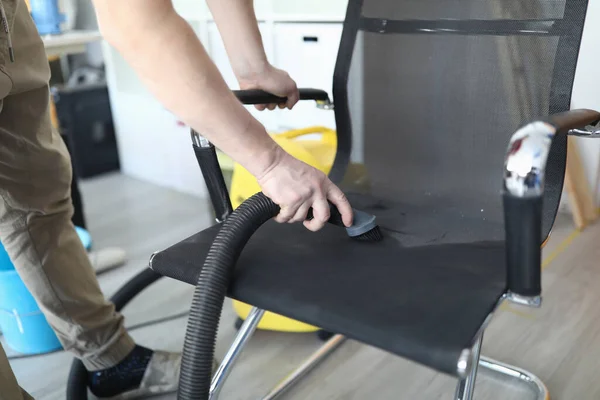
[66,191,279,399]
[178,191,279,399]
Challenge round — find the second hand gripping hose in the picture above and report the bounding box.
[178,192,280,400]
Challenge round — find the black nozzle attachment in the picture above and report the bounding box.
[306,202,378,238]
[503,194,543,297]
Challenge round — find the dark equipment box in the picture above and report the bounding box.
[52,83,120,178]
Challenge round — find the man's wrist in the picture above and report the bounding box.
[233,118,286,180]
[234,58,271,87]
[247,138,286,181]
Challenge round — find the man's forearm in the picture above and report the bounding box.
[93,0,281,178]
[206,0,268,82]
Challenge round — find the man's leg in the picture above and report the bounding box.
[61,132,87,230]
[0,344,33,400]
[0,104,137,367]
[0,1,183,397]
[0,1,136,371]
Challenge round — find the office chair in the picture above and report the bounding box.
[150,0,600,398]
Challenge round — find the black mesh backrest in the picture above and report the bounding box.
[331,0,588,245]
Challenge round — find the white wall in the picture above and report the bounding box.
[76,0,600,205]
[569,0,600,206]
[100,1,350,198]
[72,0,103,67]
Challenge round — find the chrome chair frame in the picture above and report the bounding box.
[205,118,600,400]
[209,305,548,400]
[183,0,600,393]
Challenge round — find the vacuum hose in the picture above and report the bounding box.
[66,191,373,399]
[178,191,279,399]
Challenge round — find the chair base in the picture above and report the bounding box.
[478,357,550,400]
[210,307,550,400]
[455,333,484,400]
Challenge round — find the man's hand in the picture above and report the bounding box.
[238,63,300,111]
[205,0,299,111]
[256,147,353,231]
[92,0,348,232]
[237,64,349,232]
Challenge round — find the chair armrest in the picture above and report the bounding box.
[232,88,333,109]
[189,88,332,222]
[191,131,233,223]
[503,109,600,306]
[504,109,600,197]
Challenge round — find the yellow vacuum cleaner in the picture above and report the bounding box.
[229,126,337,333]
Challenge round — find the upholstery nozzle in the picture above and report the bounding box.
[307,203,383,242]
[346,209,378,238]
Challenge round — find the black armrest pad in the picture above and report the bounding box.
[501,108,600,299]
[546,109,600,132]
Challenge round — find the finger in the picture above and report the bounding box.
[278,103,287,109]
[303,198,330,232]
[286,88,299,109]
[255,104,266,111]
[267,103,277,111]
[326,184,353,227]
[274,204,297,224]
[289,202,311,223]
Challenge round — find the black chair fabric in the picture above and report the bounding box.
[151,193,506,376]
[151,0,589,379]
[336,0,587,242]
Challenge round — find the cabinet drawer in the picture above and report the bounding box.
[273,23,343,130]
[271,0,348,20]
[207,22,281,132]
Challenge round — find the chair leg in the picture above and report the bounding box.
[455,333,484,400]
[479,356,550,400]
[261,334,347,400]
[209,313,548,400]
[210,307,265,400]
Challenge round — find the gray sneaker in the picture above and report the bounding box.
[98,352,219,399]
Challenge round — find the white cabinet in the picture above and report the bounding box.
[206,22,281,132]
[103,2,350,198]
[205,21,343,133]
[272,23,342,131]
[102,19,208,197]
[270,0,348,21]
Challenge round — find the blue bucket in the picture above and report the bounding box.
[0,241,12,271]
[29,0,65,35]
[0,270,63,354]
[0,226,92,354]
[75,226,92,251]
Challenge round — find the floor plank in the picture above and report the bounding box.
[7,172,596,400]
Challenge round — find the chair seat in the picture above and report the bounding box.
[150,196,507,377]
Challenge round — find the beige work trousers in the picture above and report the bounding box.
[0,1,135,398]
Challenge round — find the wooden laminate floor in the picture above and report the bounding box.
[4,173,598,399]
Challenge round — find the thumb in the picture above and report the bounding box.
[286,87,300,109]
[326,184,353,227]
